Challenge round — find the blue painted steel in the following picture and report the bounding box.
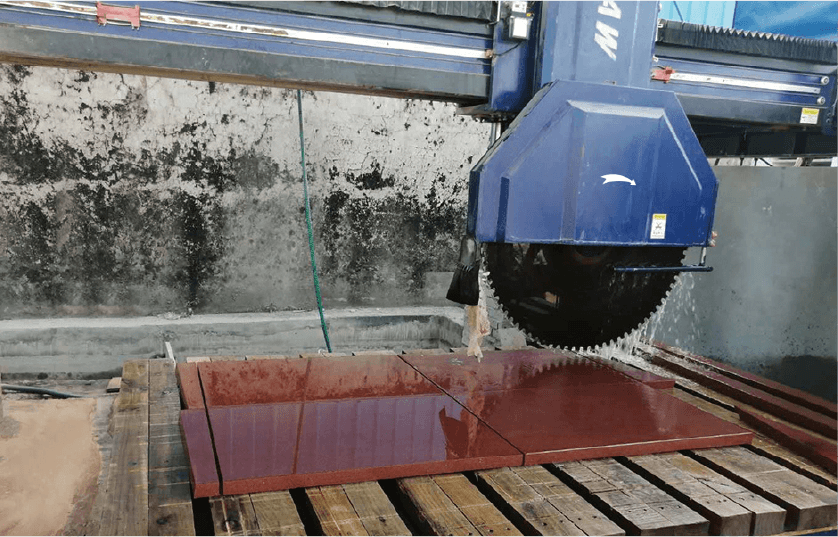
[467,80,718,247]
[0,2,491,75]
[534,1,658,89]
[659,1,735,27]
[488,10,535,113]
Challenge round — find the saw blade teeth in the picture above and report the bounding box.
[482,243,689,353]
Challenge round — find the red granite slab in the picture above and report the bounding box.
[180,409,220,497]
[401,350,753,465]
[194,353,522,495]
[399,348,634,395]
[176,362,205,409]
[197,357,309,407]
[737,406,836,473]
[585,355,676,390]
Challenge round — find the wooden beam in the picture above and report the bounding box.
[689,446,838,531]
[474,467,585,535]
[432,473,523,536]
[552,459,709,536]
[305,485,369,536]
[625,452,785,535]
[650,341,837,419]
[250,491,306,536]
[210,495,261,536]
[510,465,625,536]
[397,476,480,535]
[148,359,196,536]
[645,346,836,437]
[98,359,150,536]
[342,481,411,536]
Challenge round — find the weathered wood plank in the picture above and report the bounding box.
[690,446,838,531]
[341,481,411,536]
[552,459,709,536]
[107,376,122,392]
[432,474,522,536]
[306,485,369,536]
[397,476,480,536]
[626,452,784,535]
[250,491,306,536]
[474,467,584,535]
[210,495,262,536]
[669,388,838,490]
[99,359,150,536]
[148,359,196,536]
[645,346,836,437]
[651,341,837,419]
[737,406,837,473]
[510,465,624,536]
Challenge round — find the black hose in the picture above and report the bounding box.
[1,384,82,398]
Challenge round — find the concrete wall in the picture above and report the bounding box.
[0,65,491,319]
[646,166,837,401]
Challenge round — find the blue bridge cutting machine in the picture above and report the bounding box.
[0,0,834,348]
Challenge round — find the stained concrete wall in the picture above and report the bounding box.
[647,166,837,401]
[0,65,491,319]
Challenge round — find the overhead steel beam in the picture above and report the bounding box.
[0,1,492,102]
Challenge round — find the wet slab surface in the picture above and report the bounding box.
[180,350,752,497]
[400,351,753,464]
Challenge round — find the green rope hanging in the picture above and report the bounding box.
[296,90,332,352]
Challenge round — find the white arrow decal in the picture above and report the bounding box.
[602,174,636,186]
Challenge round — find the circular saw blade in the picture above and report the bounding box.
[483,243,685,350]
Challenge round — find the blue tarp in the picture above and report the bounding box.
[661,1,837,41]
[733,1,837,41]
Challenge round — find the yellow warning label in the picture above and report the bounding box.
[650,214,667,240]
[800,108,819,125]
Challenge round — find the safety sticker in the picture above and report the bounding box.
[650,214,667,240]
[800,108,819,125]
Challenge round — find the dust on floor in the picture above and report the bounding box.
[0,397,101,535]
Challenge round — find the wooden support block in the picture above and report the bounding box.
[670,387,838,490]
[475,467,584,535]
[552,459,709,536]
[210,495,261,536]
[645,346,836,438]
[148,359,196,536]
[626,452,783,535]
[397,476,480,535]
[690,446,838,531]
[106,376,122,393]
[98,359,150,536]
[186,356,211,363]
[651,341,837,419]
[250,491,306,536]
[510,465,625,536]
[342,481,411,536]
[432,474,522,536]
[737,407,837,473]
[210,355,247,362]
[306,485,369,536]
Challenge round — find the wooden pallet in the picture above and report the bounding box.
[101,346,837,536]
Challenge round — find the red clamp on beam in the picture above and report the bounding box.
[651,66,675,83]
[96,2,140,29]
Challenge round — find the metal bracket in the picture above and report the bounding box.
[96,2,140,29]
[651,66,675,83]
